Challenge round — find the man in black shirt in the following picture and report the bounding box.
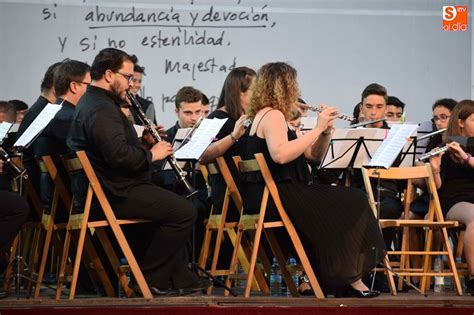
[32,59,90,210]
[15,62,61,189]
[67,48,207,295]
[129,60,156,125]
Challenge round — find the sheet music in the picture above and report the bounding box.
[320,128,387,169]
[366,124,419,169]
[174,118,227,160]
[13,103,62,148]
[162,128,192,170]
[133,124,145,138]
[0,122,13,142]
[8,123,20,133]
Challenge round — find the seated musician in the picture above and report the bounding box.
[0,160,30,299]
[427,100,474,294]
[240,62,384,298]
[67,48,209,296]
[31,59,90,211]
[410,98,457,218]
[350,83,403,253]
[200,67,256,220]
[15,62,60,191]
[152,86,210,256]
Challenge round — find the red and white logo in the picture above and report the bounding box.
[442,6,468,31]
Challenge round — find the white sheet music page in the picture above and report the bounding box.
[13,103,62,148]
[174,118,228,160]
[366,124,419,169]
[0,122,13,142]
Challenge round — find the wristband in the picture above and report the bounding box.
[464,153,472,164]
[230,133,238,143]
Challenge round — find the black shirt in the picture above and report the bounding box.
[67,85,152,201]
[33,98,74,158]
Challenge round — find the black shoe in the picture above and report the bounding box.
[177,278,212,295]
[0,288,8,299]
[298,288,315,296]
[465,279,474,295]
[340,286,380,298]
[150,287,180,297]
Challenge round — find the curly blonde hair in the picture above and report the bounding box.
[247,62,300,120]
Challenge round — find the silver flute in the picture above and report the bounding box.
[417,145,449,162]
[299,104,354,122]
[416,128,446,141]
[126,91,197,198]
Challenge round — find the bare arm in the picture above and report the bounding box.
[261,109,336,164]
[199,114,248,164]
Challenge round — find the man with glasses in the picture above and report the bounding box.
[67,48,208,296]
[128,57,156,125]
[32,59,90,211]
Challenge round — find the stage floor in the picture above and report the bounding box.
[1,290,474,315]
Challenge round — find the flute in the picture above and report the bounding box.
[0,147,27,179]
[299,104,354,122]
[417,145,449,162]
[416,128,446,141]
[126,91,197,198]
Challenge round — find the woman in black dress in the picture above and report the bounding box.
[428,100,474,293]
[241,62,385,297]
[200,66,256,218]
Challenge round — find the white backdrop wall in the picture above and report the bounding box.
[0,0,472,128]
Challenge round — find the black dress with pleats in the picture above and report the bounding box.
[240,129,386,291]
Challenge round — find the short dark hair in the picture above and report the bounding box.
[432,98,457,112]
[54,59,90,96]
[40,62,62,92]
[361,83,388,103]
[387,96,405,110]
[0,101,16,122]
[201,93,209,106]
[90,48,134,80]
[8,99,28,111]
[175,86,202,110]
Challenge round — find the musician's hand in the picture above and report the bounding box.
[428,150,444,173]
[232,115,248,141]
[155,124,167,140]
[0,160,3,174]
[315,106,337,132]
[150,141,173,161]
[447,141,468,164]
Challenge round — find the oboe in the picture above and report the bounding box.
[0,147,27,179]
[299,104,354,122]
[417,145,449,162]
[126,91,197,198]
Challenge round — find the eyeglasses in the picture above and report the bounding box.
[431,114,450,123]
[115,72,134,83]
[76,81,91,85]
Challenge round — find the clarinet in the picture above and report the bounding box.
[0,146,27,179]
[126,91,197,198]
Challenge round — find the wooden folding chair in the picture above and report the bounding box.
[361,164,462,295]
[32,155,115,298]
[227,153,325,299]
[198,157,269,294]
[55,151,152,299]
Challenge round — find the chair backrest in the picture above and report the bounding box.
[361,164,444,222]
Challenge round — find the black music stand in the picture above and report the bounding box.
[319,128,386,186]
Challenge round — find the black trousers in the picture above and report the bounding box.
[378,195,403,250]
[111,184,198,290]
[0,191,29,257]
